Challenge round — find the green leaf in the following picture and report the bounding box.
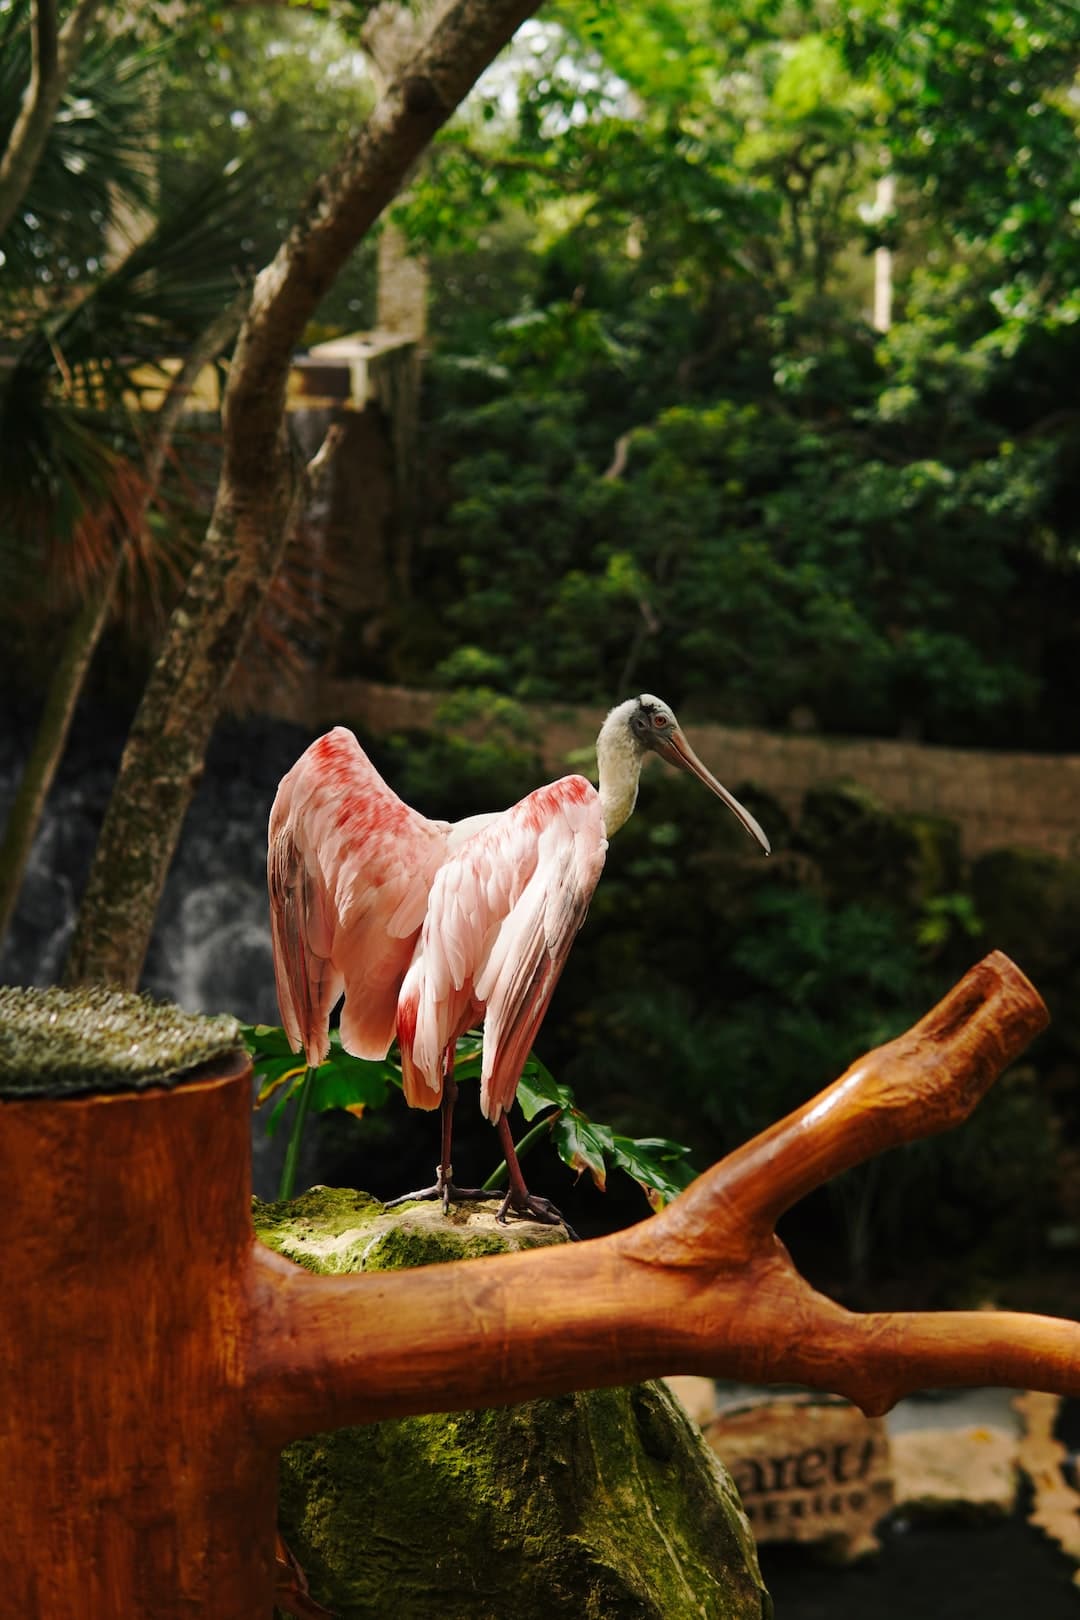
[244,1026,695,1211]
[516,1058,574,1120]
[246,1024,398,1118]
[608,1134,697,1209]
[242,1023,299,1057]
[309,1053,396,1115]
[551,1111,613,1191]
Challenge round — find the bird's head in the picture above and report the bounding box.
[607,693,771,854]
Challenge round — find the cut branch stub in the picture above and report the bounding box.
[653,948,1049,1256]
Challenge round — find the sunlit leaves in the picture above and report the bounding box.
[839,0,1080,288]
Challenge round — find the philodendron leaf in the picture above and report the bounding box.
[309,1056,398,1116]
[608,1135,697,1210]
[551,1111,614,1191]
[244,1024,399,1119]
[516,1057,574,1120]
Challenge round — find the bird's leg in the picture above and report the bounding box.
[494,1114,578,1240]
[385,1043,489,1213]
[436,1073,458,1215]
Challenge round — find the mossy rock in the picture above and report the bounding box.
[798,781,961,908]
[257,1188,770,1620]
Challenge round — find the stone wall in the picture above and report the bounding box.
[267,679,1080,862]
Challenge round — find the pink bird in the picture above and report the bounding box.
[267,695,770,1227]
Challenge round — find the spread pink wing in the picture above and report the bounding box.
[397,775,607,1121]
[267,727,448,1067]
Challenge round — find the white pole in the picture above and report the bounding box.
[872,173,896,333]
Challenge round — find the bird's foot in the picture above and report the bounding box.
[497,1188,579,1242]
[384,1165,491,1217]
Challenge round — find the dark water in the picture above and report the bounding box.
[760,1507,1080,1617]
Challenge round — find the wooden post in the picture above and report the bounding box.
[0,1032,274,1616]
[2,956,1078,1616]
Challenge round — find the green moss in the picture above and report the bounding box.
[254,1186,566,1276]
[264,1190,770,1620]
[0,984,243,1098]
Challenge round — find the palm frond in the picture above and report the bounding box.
[0,4,163,289]
[16,159,255,406]
[0,158,257,600]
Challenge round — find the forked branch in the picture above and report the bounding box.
[247,951,1079,1445]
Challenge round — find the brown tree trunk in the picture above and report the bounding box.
[4,953,1079,1616]
[63,0,539,991]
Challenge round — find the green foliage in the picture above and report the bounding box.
[0,159,257,608]
[155,6,378,334]
[371,0,1080,749]
[840,0,1080,289]
[415,379,1063,741]
[246,1024,395,1136]
[0,4,161,297]
[244,1024,697,1211]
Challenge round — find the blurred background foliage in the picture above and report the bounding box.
[2,0,1079,1301]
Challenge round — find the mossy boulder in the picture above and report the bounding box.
[256,1188,770,1620]
[798,781,961,908]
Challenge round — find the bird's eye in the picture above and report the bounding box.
[653,713,669,729]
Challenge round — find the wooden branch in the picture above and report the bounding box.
[3,956,1074,1615]
[247,952,1078,1445]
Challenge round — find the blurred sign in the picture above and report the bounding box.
[704,1393,893,1559]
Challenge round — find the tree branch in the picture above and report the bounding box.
[224,0,538,474]
[64,0,540,990]
[245,952,1078,1447]
[0,0,105,240]
[141,286,250,495]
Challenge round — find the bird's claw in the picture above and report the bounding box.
[497,1189,579,1242]
[384,1166,491,1213]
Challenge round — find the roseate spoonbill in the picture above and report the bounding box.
[267,695,769,1227]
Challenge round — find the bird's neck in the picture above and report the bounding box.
[596,722,646,838]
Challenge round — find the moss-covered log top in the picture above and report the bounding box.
[0,984,244,1098]
[259,1187,771,1620]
